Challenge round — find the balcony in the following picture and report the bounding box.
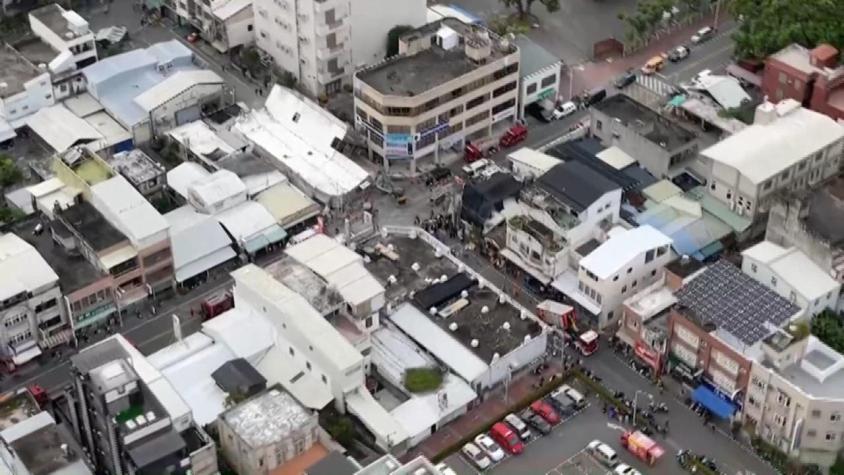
[315,16,348,36]
[316,42,347,60]
[314,0,342,13]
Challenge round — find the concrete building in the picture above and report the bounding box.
[741,241,841,315]
[618,277,677,374]
[68,334,217,475]
[589,94,700,180]
[218,387,319,475]
[765,176,844,310]
[744,328,844,468]
[168,0,254,53]
[0,44,53,141]
[350,0,427,69]
[353,18,520,176]
[0,233,67,368]
[667,261,804,416]
[701,99,844,222]
[0,411,93,475]
[762,43,844,121]
[254,0,352,96]
[28,4,97,72]
[108,149,167,198]
[512,35,561,119]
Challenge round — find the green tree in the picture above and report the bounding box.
[730,0,844,59]
[0,155,22,188]
[811,310,844,354]
[499,0,560,20]
[386,25,413,58]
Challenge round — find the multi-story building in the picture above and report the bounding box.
[512,35,561,119]
[254,0,352,96]
[762,43,844,121]
[28,4,97,72]
[667,261,804,417]
[590,94,700,180]
[108,149,167,198]
[701,99,844,223]
[0,409,93,475]
[218,387,319,475]
[741,241,841,315]
[0,44,53,139]
[744,327,844,469]
[168,0,254,53]
[0,233,67,368]
[68,334,217,475]
[353,18,520,176]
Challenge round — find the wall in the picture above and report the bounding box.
[149,82,225,137]
[742,253,840,315]
[223,7,254,50]
[519,65,560,119]
[0,72,54,123]
[350,0,426,68]
[474,331,548,391]
[761,59,812,104]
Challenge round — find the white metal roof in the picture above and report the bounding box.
[167,120,238,159]
[255,182,320,228]
[99,245,138,269]
[391,373,477,440]
[62,92,104,117]
[165,205,235,283]
[346,387,408,448]
[212,0,252,19]
[596,146,637,170]
[25,104,104,152]
[702,99,844,184]
[743,241,840,302]
[134,70,224,112]
[579,225,672,280]
[166,162,210,200]
[387,303,489,383]
[84,111,131,147]
[233,86,369,198]
[187,169,247,210]
[642,179,682,203]
[0,233,59,301]
[216,200,278,243]
[507,147,560,174]
[697,74,751,110]
[90,176,169,246]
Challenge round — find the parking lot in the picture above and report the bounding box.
[438,373,690,475]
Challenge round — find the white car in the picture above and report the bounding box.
[435,462,458,475]
[691,26,714,44]
[552,101,577,120]
[614,463,642,475]
[587,439,619,467]
[474,433,506,462]
[461,442,492,470]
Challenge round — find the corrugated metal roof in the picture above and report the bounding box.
[0,233,59,301]
[25,104,104,152]
[134,70,224,112]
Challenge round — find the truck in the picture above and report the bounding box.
[201,291,233,320]
[464,138,499,162]
[536,300,599,356]
[499,124,527,148]
[620,430,665,466]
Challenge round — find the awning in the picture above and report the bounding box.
[500,249,552,284]
[40,329,73,349]
[242,225,287,254]
[692,385,736,419]
[12,345,42,365]
[174,246,237,283]
[551,270,601,315]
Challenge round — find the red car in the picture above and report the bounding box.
[530,399,560,425]
[489,422,524,455]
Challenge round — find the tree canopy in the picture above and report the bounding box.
[730,0,844,59]
[811,310,844,354]
[0,155,22,188]
[499,0,560,20]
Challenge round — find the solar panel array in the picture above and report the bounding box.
[676,261,801,346]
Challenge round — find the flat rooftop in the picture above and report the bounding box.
[10,418,92,475]
[594,94,697,150]
[263,256,344,315]
[12,217,106,292]
[30,4,87,38]
[60,201,127,251]
[109,149,164,186]
[13,37,59,67]
[221,387,312,449]
[356,18,516,97]
[362,234,542,362]
[0,44,43,97]
[0,390,40,431]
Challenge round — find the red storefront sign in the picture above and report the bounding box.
[635,341,661,370]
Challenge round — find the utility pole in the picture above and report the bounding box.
[713,0,722,30]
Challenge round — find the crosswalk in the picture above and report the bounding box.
[636,74,677,98]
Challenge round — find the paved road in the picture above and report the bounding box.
[659,21,737,84]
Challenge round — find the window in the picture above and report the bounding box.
[627,267,632,274]
[827,433,837,441]
[608,310,614,320]
[289,347,295,356]
[812,410,822,418]
[750,263,757,273]
[657,246,667,257]
[365,316,374,328]
[247,24,253,31]
[832,413,842,422]
[710,183,716,191]
[613,275,619,281]
[596,120,602,130]
[645,249,655,263]
[621,285,627,294]
[807,430,817,437]
[778,72,787,84]
[540,74,556,88]
[651,269,656,276]
[526,83,537,95]
[763,180,773,190]
[771,276,778,286]
[632,280,637,288]
[306,361,312,370]
[321,374,328,384]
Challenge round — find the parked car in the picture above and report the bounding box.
[546,393,575,416]
[526,102,554,123]
[552,101,578,120]
[474,433,506,462]
[553,384,586,408]
[461,442,492,470]
[424,167,451,186]
[614,463,642,475]
[530,399,561,425]
[691,26,714,44]
[504,413,532,441]
[489,422,524,455]
[614,71,637,89]
[668,45,690,62]
[435,463,458,475]
[186,32,200,43]
[587,440,619,468]
[578,87,607,108]
[521,409,552,435]
[641,55,665,75]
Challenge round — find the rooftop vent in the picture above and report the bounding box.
[481,306,489,314]
[470,339,479,348]
[411,262,421,272]
[449,322,458,331]
[502,321,511,331]
[429,307,437,315]
[461,290,469,299]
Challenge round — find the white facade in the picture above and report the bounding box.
[703,99,844,220]
[350,0,427,68]
[741,241,841,315]
[254,0,352,96]
[506,147,559,181]
[0,66,53,126]
[577,226,673,328]
[28,5,97,71]
[504,216,567,283]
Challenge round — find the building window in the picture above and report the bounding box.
[812,410,822,418]
[306,361,311,371]
[832,413,842,422]
[526,83,537,95]
[771,276,777,286]
[613,275,618,281]
[365,316,374,328]
[621,285,627,294]
[827,433,837,441]
[632,280,637,287]
[540,74,556,88]
[807,430,817,437]
[645,249,655,263]
[608,311,614,320]
[289,347,295,356]
[321,374,328,384]
[750,263,757,273]
[627,267,632,274]
[596,120,602,130]
[657,246,667,257]
[247,24,253,31]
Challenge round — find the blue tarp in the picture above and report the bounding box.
[692,385,736,419]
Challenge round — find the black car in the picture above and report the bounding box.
[546,393,575,416]
[521,409,552,435]
[614,71,636,89]
[425,167,452,186]
[525,102,554,123]
[579,87,607,108]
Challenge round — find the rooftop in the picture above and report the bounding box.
[0,232,59,302]
[701,99,844,185]
[108,149,165,187]
[13,37,60,69]
[742,241,840,302]
[0,43,44,97]
[305,451,358,475]
[221,387,313,449]
[579,225,672,280]
[356,18,516,97]
[594,94,697,150]
[772,336,844,400]
[548,139,647,192]
[2,412,92,475]
[537,161,620,212]
[512,35,560,78]
[89,175,169,246]
[29,4,90,39]
[0,389,40,431]
[770,43,844,78]
[625,280,676,323]
[263,257,345,315]
[665,257,705,279]
[676,260,802,347]
[363,233,542,364]
[60,201,127,251]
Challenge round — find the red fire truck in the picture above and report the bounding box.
[536,300,599,356]
[200,291,233,320]
[620,430,665,466]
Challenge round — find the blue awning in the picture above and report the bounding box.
[692,385,736,419]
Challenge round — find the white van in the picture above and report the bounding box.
[587,439,619,467]
[504,413,532,441]
[461,158,491,178]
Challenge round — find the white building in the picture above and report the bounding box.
[350,0,427,68]
[0,45,53,141]
[0,233,66,367]
[742,241,841,315]
[254,0,352,96]
[571,225,673,329]
[28,4,97,73]
[512,35,561,119]
[169,0,254,52]
[506,147,559,181]
[702,99,844,220]
[164,205,237,286]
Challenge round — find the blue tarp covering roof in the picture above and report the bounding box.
[692,385,736,419]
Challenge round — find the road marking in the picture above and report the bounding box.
[673,40,735,79]
[606,422,625,432]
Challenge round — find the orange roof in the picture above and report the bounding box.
[270,442,329,475]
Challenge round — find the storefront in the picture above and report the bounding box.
[634,340,662,373]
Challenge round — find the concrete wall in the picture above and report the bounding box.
[223,7,254,50]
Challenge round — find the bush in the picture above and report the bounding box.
[404,367,444,393]
[0,156,22,187]
[812,310,844,354]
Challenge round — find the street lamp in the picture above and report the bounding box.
[633,390,653,426]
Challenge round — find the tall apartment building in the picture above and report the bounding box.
[254,0,352,97]
[353,18,520,176]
